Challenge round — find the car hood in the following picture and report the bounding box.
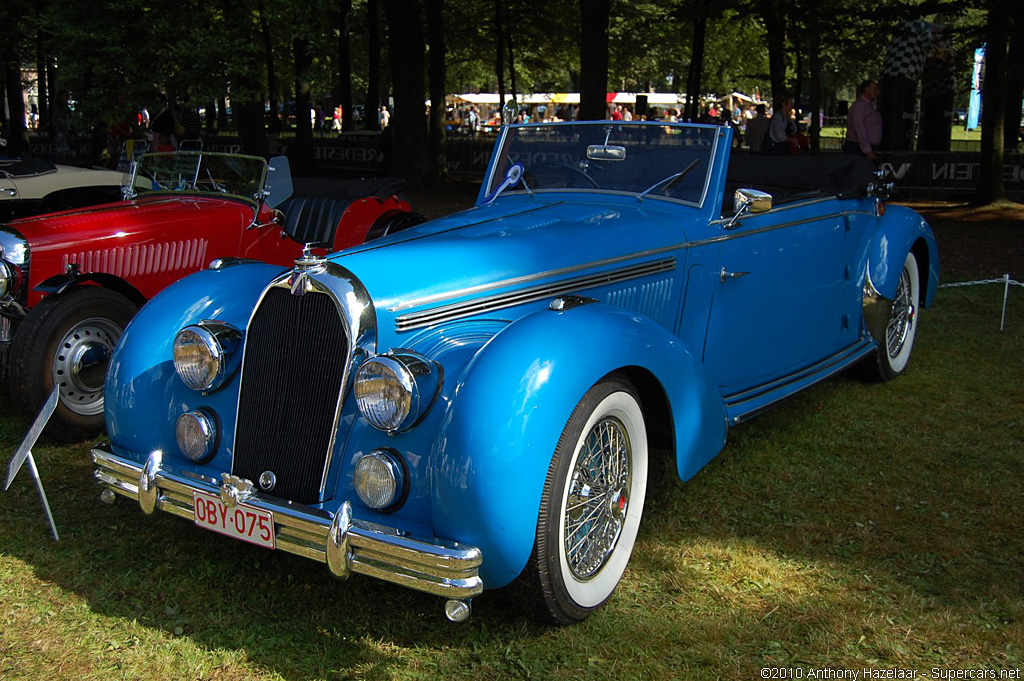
[5,195,255,253]
[333,195,699,330]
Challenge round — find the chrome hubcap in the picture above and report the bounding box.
[886,268,915,358]
[52,318,122,416]
[564,416,631,580]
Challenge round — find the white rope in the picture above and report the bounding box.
[938,274,1019,330]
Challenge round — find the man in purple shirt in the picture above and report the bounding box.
[844,80,882,161]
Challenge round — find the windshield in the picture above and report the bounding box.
[487,121,719,206]
[130,152,267,202]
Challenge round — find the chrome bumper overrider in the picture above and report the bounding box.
[91,444,483,598]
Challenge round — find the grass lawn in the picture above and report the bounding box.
[1,208,1022,679]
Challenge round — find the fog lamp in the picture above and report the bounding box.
[353,449,407,511]
[176,409,218,463]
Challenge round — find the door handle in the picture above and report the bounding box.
[4,188,16,197]
[720,267,750,282]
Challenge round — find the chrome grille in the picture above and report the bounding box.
[233,286,348,504]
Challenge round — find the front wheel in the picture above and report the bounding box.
[9,287,137,442]
[861,251,921,381]
[527,378,648,624]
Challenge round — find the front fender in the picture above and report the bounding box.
[105,262,286,457]
[35,270,147,308]
[431,302,726,589]
[868,205,939,307]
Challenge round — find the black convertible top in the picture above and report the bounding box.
[0,158,58,178]
[724,152,876,210]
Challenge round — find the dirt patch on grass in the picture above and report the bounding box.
[900,201,1024,280]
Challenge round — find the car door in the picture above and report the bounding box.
[702,198,847,392]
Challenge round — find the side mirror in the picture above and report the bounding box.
[263,155,293,209]
[733,188,772,215]
[725,188,773,229]
[501,98,521,126]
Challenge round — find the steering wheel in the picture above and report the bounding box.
[526,162,600,189]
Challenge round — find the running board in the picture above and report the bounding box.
[723,338,876,425]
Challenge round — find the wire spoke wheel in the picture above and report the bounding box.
[528,378,648,624]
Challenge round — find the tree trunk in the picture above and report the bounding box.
[366,0,382,131]
[806,0,821,152]
[35,24,48,129]
[977,0,1009,205]
[1003,5,1023,151]
[578,0,611,121]
[426,0,447,182]
[494,0,506,109]
[3,41,28,156]
[293,35,315,176]
[336,0,355,132]
[507,1,518,102]
[257,0,280,131]
[684,5,707,122]
[759,0,788,103]
[383,0,429,185]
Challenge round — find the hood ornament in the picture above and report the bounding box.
[289,244,325,296]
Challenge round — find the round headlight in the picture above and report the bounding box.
[0,261,11,298]
[354,356,415,432]
[353,449,407,511]
[174,325,226,391]
[176,409,218,462]
[354,353,441,433]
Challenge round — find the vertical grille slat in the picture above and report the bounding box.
[233,287,348,504]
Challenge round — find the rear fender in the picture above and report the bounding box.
[431,301,727,588]
[868,205,939,308]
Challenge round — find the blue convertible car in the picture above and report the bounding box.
[91,121,938,624]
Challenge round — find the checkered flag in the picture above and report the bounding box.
[882,20,932,81]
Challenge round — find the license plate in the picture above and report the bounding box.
[193,491,276,549]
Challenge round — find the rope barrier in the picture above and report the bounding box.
[938,274,1020,331]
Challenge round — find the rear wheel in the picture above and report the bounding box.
[861,252,920,382]
[9,287,137,442]
[527,378,648,624]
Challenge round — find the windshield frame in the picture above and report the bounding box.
[126,151,269,205]
[484,121,721,209]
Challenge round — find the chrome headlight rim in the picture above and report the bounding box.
[175,409,219,463]
[0,260,11,299]
[353,448,409,512]
[354,351,441,433]
[172,321,242,392]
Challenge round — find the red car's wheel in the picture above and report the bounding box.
[9,287,137,442]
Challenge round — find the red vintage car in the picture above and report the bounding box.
[0,151,420,441]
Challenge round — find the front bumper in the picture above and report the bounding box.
[91,443,483,599]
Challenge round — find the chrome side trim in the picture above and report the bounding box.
[723,339,875,423]
[232,261,376,500]
[390,244,681,312]
[92,445,483,598]
[396,257,676,332]
[694,212,845,248]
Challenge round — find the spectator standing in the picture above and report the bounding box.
[379,105,390,128]
[151,93,177,151]
[745,102,770,151]
[844,79,882,161]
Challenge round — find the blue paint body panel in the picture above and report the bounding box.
[103,121,940,594]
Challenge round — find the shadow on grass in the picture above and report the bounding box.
[0,285,1020,678]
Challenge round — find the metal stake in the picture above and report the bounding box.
[1001,273,1010,332]
[3,386,61,541]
